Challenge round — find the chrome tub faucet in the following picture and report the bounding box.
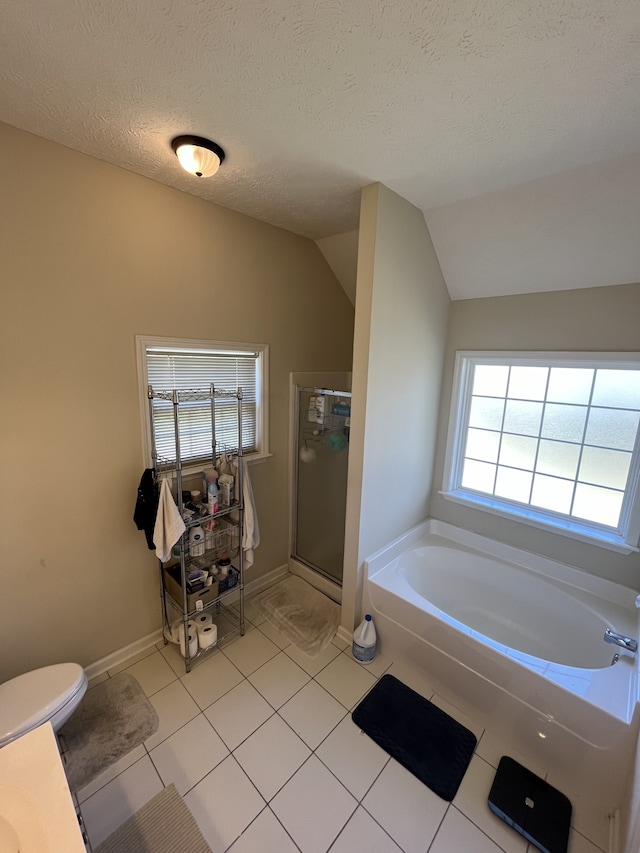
[604,628,638,653]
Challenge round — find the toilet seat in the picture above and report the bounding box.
[0,663,87,747]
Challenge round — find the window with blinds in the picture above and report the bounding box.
[442,351,640,553]
[137,336,268,467]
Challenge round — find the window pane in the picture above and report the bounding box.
[472,364,509,397]
[469,396,505,431]
[573,483,623,527]
[579,447,632,490]
[461,459,496,493]
[547,368,594,404]
[450,353,640,543]
[585,407,640,451]
[541,403,587,442]
[535,439,580,479]
[592,369,640,409]
[499,434,538,470]
[465,428,500,463]
[503,400,543,437]
[531,474,574,514]
[495,466,532,502]
[507,366,548,401]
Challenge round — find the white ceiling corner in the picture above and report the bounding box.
[1,0,640,298]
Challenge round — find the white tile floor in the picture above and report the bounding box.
[76,603,608,853]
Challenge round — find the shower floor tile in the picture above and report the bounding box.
[77,622,615,853]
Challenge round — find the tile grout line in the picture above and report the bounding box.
[79,637,609,853]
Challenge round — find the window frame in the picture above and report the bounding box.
[136,334,270,473]
[441,351,640,554]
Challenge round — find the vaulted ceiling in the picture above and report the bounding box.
[2,0,640,298]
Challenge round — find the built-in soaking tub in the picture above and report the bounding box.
[364,519,640,822]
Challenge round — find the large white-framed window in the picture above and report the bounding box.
[136,335,269,471]
[442,351,640,553]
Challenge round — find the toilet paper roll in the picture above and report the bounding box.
[194,613,213,633]
[170,619,196,643]
[179,630,198,659]
[198,623,218,650]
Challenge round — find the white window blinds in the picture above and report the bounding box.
[146,346,260,463]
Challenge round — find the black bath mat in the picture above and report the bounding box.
[351,674,477,801]
[488,756,572,853]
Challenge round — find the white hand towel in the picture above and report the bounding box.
[218,454,260,569]
[240,458,260,569]
[154,478,186,562]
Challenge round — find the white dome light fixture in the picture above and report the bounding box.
[171,135,226,178]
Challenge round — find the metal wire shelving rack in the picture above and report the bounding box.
[147,384,245,673]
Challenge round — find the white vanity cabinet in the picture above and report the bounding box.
[0,721,86,852]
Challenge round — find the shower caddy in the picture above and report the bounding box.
[147,384,245,673]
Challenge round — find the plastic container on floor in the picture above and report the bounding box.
[352,614,377,664]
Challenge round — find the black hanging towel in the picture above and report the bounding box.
[133,468,159,549]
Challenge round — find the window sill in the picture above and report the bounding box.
[439,490,639,555]
[176,451,272,479]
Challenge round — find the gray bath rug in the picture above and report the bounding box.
[252,575,340,656]
[94,783,211,853]
[60,672,159,792]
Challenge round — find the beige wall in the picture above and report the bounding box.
[0,122,354,681]
[342,183,450,631]
[430,283,640,588]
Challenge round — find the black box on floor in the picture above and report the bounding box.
[488,756,572,853]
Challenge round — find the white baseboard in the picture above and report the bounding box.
[84,564,291,681]
[246,563,290,597]
[335,624,352,646]
[84,629,163,681]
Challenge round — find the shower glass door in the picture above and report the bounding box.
[293,387,350,585]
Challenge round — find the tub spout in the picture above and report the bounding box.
[604,628,637,653]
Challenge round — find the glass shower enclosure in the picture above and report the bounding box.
[292,387,351,585]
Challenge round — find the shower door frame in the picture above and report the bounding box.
[288,372,352,604]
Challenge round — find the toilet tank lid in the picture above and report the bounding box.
[0,663,85,743]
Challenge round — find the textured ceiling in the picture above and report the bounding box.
[2,0,640,297]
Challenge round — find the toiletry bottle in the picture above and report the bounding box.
[217,553,231,577]
[189,524,206,557]
[204,518,218,550]
[352,614,377,664]
[203,469,219,514]
[219,473,234,506]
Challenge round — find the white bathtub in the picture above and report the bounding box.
[364,519,640,827]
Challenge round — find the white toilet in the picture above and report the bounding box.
[0,663,88,748]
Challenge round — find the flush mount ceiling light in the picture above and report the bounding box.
[171,135,226,178]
